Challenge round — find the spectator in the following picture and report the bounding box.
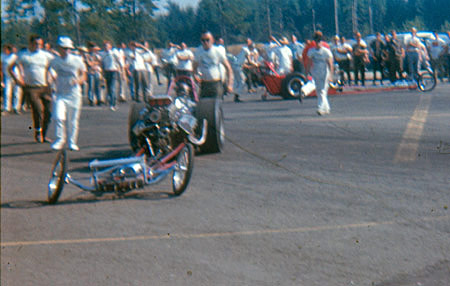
[143,41,155,97]
[85,41,103,106]
[405,27,422,81]
[273,36,293,75]
[305,31,334,116]
[126,41,149,103]
[8,34,54,143]
[175,42,194,78]
[161,42,178,90]
[2,44,22,115]
[428,31,446,82]
[352,32,369,86]
[386,30,404,83]
[49,36,87,151]
[241,38,260,94]
[116,43,127,102]
[331,35,353,85]
[290,35,305,73]
[228,49,246,103]
[370,32,386,85]
[101,40,122,111]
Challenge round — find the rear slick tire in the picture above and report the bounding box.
[195,98,225,154]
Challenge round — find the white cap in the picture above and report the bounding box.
[57,36,74,49]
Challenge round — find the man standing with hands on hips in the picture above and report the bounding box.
[193,31,233,98]
[49,36,86,151]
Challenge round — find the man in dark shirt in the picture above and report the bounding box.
[386,30,404,83]
[370,32,386,85]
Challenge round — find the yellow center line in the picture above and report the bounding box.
[394,94,432,163]
[2,215,448,248]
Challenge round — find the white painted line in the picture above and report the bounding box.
[394,95,432,163]
[2,215,448,248]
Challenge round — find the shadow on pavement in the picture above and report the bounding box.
[0,190,176,209]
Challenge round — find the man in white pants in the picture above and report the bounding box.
[49,36,87,151]
[306,31,334,115]
[2,44,22,114]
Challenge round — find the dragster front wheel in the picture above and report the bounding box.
[48,149,67,204]
[172,143,194,196]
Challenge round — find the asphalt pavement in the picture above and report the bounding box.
[1,81,450,285]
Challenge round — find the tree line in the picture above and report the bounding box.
[2,0,450,49]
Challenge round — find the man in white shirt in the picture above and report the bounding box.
[116,43,127,102]
[2,44,22,114]
[290,35,305,73]
[406,27,422,81]
[274,37,293,75]
[428,32,446,81]
[49,36,87,151]
[306,31,334,116]
[161,43,178,90]
[175,42,194,78]
[101,40,122,110]
[193,31,233,98]
[126,41,148,102]
[8,34,54,142]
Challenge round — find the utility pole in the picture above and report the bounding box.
[312,8,316,32]
[265,0,272,36]
[369,0,373,34]
[217,0,227,42]
[72,0,81,46]
[352,0,358,34]
[334,0,339,36]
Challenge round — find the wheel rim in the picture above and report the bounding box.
[218,109,225,147]
[173,146,189,190]
[48,158,63,199]
[418,73,435,92]
[288,77,303,96]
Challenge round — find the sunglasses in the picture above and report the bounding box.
[201,38,210,43]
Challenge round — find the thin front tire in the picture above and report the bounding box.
[48,149,67,204]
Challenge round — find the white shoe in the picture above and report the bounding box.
[69,143,79,151]
[51,140,65,150]
[317,110,330,116]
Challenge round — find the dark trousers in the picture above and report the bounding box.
[243,66,258,91]
[200,80,223,99]
[337,59,352,84]
[372,58,384,83]
[104,71,118,107]
[388,56,403,83]
[23,85,52,137]
[353,57,366,86]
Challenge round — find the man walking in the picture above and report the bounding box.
[305,31,334,116]
[49,36,87,151]
[8,34,54,142]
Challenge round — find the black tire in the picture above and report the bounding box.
[48,149,67,204]
[418,71,436,92]
[172,143,194,196]
[281,72,307,99]
[129,102,146,152]
[195,98,225,154]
